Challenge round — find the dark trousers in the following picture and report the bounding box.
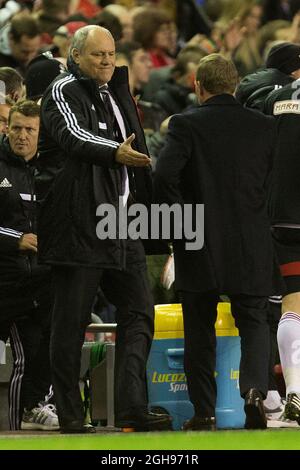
[50,240,154,427]
[180,292,270,417]
[0,286,52,430]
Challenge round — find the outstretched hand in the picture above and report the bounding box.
[115,134,151,167]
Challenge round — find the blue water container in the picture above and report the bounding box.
[215,303,245,428]
[146,304,193,430]
[147,303,245,430]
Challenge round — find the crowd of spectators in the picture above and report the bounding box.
[1,1,300,132]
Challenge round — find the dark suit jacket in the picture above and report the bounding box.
[154,94,281,295]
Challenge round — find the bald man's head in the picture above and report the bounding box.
[71,25,114,53]
[71,26,116,85]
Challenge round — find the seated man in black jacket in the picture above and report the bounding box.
[0,100,58,431]
[151,45,206,116]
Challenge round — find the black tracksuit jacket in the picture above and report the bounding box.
[235,68,293,111]
[264,83,300,225]
[37,61,163,268]
[0,136,49,319]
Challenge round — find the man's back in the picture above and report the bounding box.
[180,94,274,201]
[155,94,278,295]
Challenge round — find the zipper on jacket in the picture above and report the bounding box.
[130,169,137,201]
[25,162,35,231]
[25,162,36,275]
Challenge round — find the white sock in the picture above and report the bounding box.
[264,390,282,409]
[277,312,300,395]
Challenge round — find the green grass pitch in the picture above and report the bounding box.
[0,430,300,450]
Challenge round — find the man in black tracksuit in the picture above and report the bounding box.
[0,100,58,430]
[236,41,300,423]
[263,77,300,422]
[37,25,171,433]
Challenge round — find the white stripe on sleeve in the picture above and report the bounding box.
[0,226,23,238]
[52,75,120,149]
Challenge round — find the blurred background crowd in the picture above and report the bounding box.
[3,0,300,123]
